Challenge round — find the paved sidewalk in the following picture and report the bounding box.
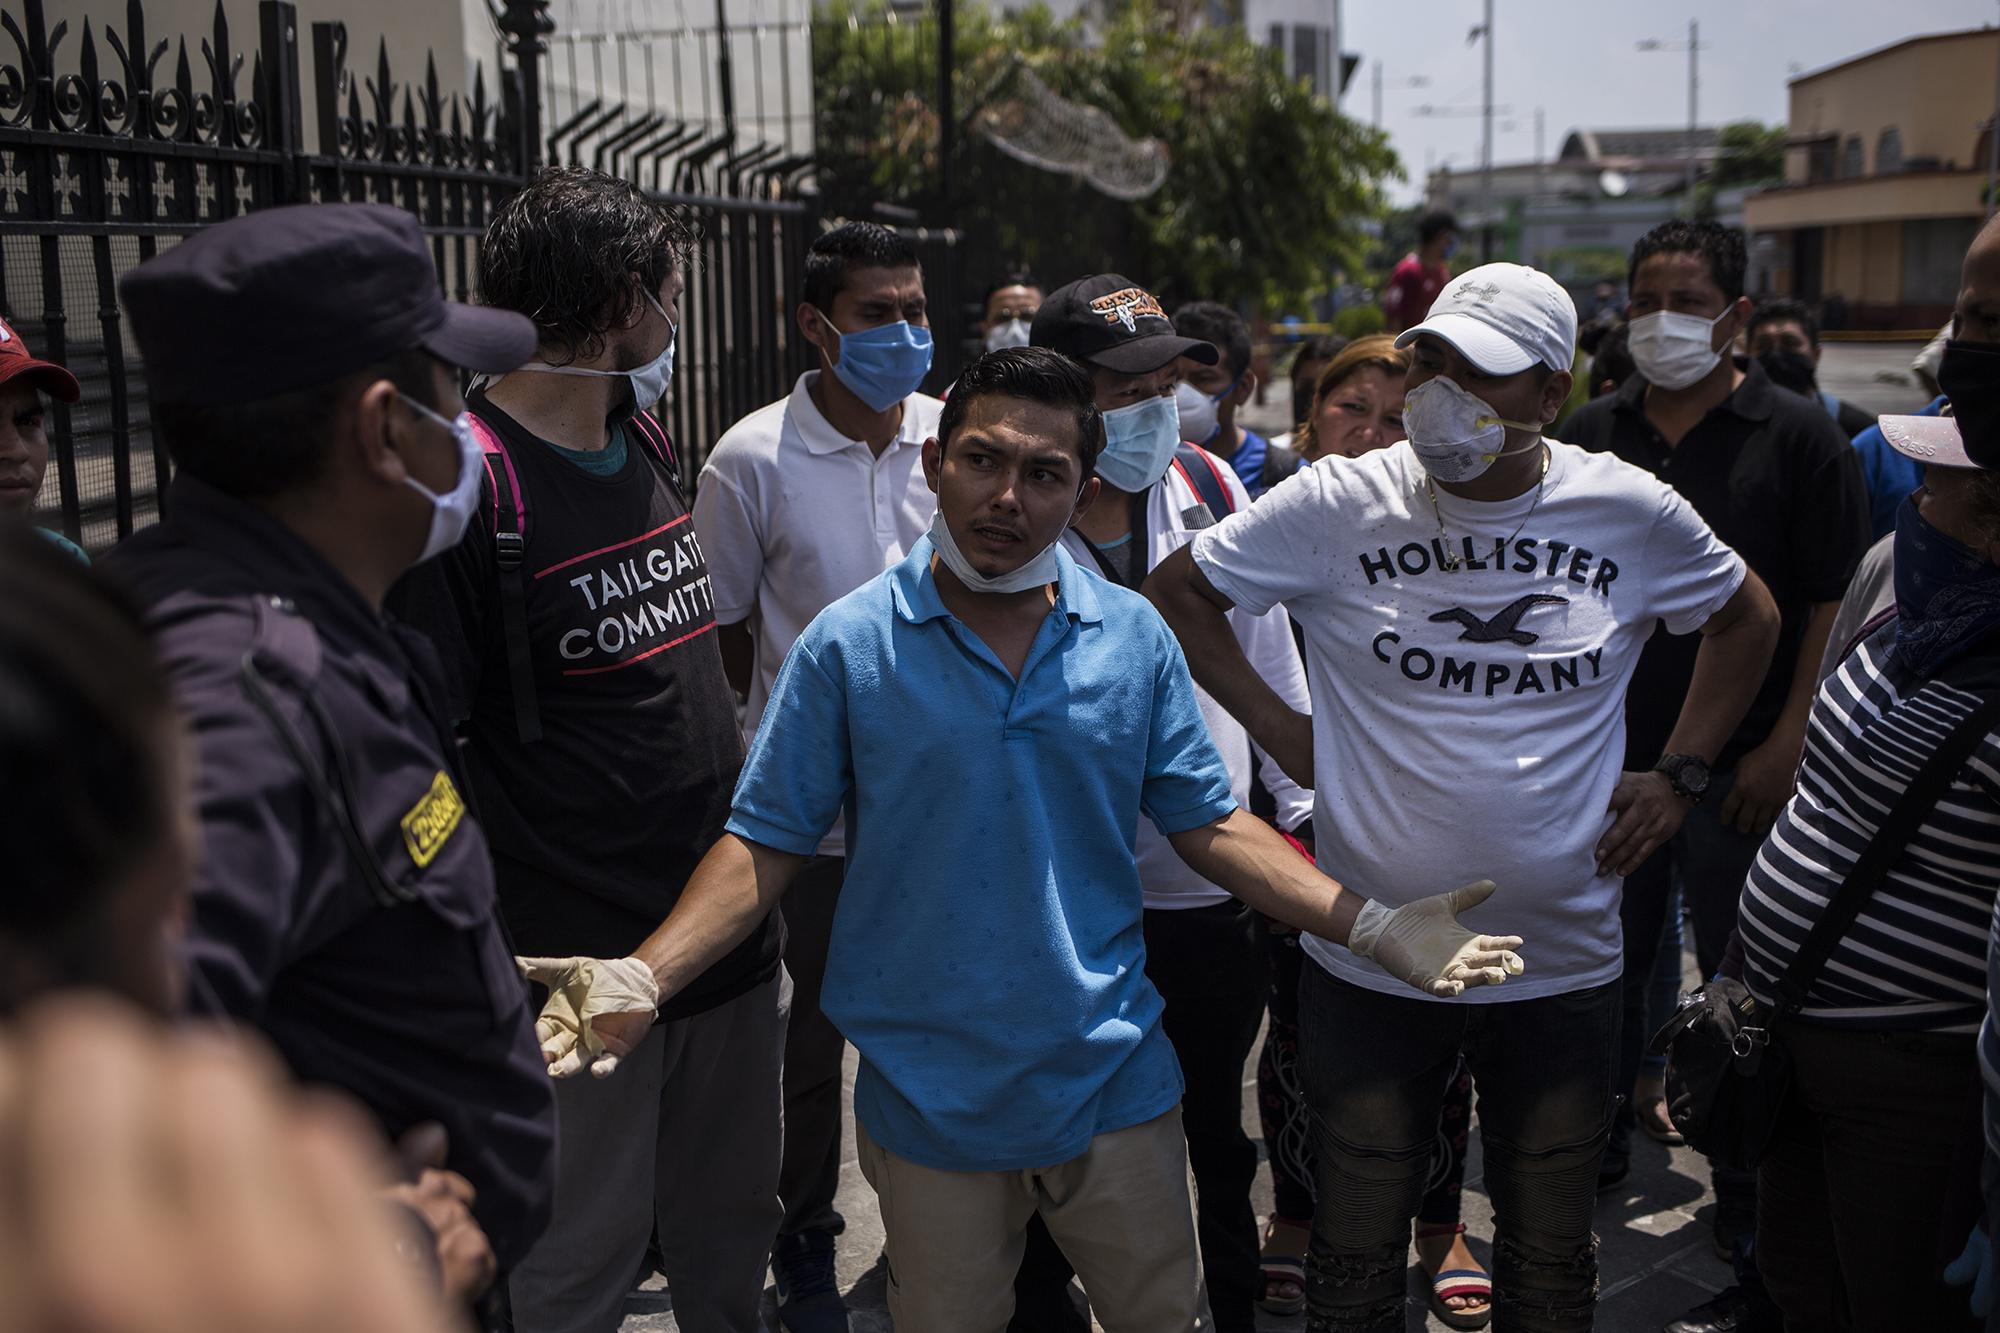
[620,1019,1730,1332]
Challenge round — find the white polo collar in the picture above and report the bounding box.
[786,371,926,457]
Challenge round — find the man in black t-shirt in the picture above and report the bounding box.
[392,168,784,1333]
[1556,220,1869,1283]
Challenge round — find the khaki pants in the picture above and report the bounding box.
[856,1106,1204,1333]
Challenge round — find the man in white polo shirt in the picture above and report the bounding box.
[693,220,941,1333]
[1145,263,1782,1332]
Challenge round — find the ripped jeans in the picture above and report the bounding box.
[1298,964,1617,1333]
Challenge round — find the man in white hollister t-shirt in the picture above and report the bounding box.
[1145,263,1781,1332]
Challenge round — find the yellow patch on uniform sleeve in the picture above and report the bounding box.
[400,770,467,869]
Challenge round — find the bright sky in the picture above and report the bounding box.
[1341,0,2000,204]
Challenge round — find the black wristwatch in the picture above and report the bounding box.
[1653,753,1712,804]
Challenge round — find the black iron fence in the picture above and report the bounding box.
[0,0,966,554]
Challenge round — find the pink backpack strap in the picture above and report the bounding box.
[466,411,525,537]
[629,409,688,499]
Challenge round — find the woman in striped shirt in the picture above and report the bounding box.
[1734,408,2000,1331]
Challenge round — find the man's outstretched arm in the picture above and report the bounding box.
[1168,808,1525,998]
[520,833,809,1076]
[1144,545,1312,787]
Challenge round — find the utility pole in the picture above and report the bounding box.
[1481,0,1495,260]
[1639,23,1705,217]
[1373,59,1382,128]
[714,0,736,143]
[1331,0,1342,106]
[1686,18,1699,215]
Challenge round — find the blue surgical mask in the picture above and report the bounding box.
[1094,393,1182,492]
[816,309,934,411]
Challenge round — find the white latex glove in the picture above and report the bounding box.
[1345,880,1526,998]
[516,955,660,1078]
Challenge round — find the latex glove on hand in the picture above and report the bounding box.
[1346,879,1526,998]
[516,955,659,1079]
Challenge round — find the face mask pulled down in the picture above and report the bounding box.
[927,511,1067,595]
[1627,308,1731,391]
[1402,376,1542,484]
[399,393,485,563]
[519,291,678,413]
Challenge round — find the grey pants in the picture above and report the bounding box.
[509,969,790,1333]
[779,855,847,1237]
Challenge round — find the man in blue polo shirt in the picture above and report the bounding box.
[521,347,1527,1332]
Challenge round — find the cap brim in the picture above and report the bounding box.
[1394,313,1536,375]
[419,302,539,375]
[0,359,81,403]
[1086,333,1219,374]
[1880,413,1982,470]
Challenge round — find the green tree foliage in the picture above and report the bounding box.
[813,0,1401,308]
[1710,120,1787,189]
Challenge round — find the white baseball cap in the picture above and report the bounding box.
[1394,262,1578,375]
[1880,410,1987,471]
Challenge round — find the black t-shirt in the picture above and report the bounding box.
[389,391,781,1018]
[1555,357,1870,769]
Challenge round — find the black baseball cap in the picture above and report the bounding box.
[1031,274,1218,374]
[121,203,536,407]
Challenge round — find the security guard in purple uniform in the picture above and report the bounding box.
[104,205,558,1276]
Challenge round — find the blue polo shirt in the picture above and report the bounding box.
[727,536,1238,1171]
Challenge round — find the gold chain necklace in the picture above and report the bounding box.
[1424,443,1551,573]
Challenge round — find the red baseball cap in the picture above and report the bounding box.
[0,315,81,403]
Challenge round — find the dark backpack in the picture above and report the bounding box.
[464,409,684,744]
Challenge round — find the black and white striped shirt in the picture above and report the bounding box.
[1739,624,2000,1033]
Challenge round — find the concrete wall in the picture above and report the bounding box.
[1746,171,1984,230]
[1786,30,2000,181]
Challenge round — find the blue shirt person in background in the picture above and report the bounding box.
[524,347,1528,1332]
[1851,394,1942,538]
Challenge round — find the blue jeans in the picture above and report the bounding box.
[1298,963,1618,1333]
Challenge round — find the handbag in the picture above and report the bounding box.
[1652,691,2000,1172]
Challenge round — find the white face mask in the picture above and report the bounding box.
[1093,393,1182,492]
[398,393,484,563]
[1402,376,1543,484]
[1174,378,1228,445]
[1627,308,1731,391]
[927,509,1067,595]
[518,292,677,412]
[983,317,1032,353]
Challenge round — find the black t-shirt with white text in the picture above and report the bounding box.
[1555,357,1870,769]
[390,391,781,1018]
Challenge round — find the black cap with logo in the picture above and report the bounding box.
[1030,274,1218,375]
[121,203,537,408]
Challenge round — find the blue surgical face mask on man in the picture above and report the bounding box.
[814,307,934,412]
[1093,393,1182,492]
